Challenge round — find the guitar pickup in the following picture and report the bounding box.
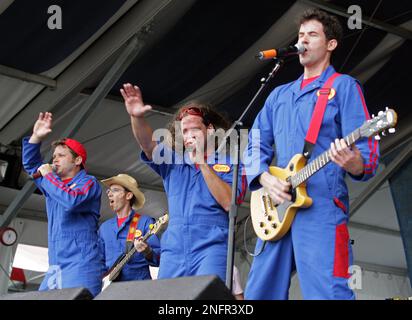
[262,195,269,214]
[268,197,275,210]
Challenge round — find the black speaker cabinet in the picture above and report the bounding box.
[0,287,93,300]
[95,275,235,300]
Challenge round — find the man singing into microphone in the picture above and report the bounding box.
[22,112,104,296]
[244,9,379,299]
[120,86,246,283]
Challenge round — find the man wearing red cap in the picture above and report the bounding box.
[22,112,104,296]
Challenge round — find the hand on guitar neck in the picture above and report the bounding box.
[134,237,153,260]
[330,138,364,176]
[259,171,292,205]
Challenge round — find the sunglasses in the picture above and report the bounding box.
[177,107,204,121]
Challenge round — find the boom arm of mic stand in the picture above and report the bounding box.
[223,59,284,291]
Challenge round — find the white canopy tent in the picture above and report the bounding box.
[0,0,411,299]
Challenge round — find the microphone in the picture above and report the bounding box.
[30,164,56,179]
[256,43,306,60]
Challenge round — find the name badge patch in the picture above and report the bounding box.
[134,229,142,239]
[213,164,230,173]
[316,88,336,100]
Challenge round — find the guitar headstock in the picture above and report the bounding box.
[360,108,397,140]
[147,212,169,236]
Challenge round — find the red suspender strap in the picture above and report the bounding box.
[126,213,141,242]
[303,72,341,158]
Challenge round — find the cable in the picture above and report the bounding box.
[243,215,266,257]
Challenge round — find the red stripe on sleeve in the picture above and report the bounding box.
[45,174,94,196]
[357,84,378,174]
[364,137,378,173]
[356,84,370,120]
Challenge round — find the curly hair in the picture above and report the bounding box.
[166,100,231,152]
[298,8,343,44]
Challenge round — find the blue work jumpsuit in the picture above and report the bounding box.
[22,137,104,297]
[141,144,246,282]
[243,66,379,299]
[98,211,161,281]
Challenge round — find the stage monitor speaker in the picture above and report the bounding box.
[0,287,93,300]
[95,275,234,300]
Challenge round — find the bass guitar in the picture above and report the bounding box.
[101,213,169,291]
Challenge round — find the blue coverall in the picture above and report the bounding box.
[22,137,104,297]
[98,211,161,281]
[244,66,379,299]
[141,144,246,282]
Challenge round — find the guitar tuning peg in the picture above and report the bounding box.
[386,107,389,111]
[374,135,381,141]
[378,111,384,116]
[372,114,375,118]
[389,128,396,134]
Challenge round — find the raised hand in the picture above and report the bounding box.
[186,137,206,165]
[120,83,152,118]
[30,112,53,143]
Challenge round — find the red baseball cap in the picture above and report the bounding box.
[63,138,87,168]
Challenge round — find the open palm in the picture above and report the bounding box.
[120,83,152,118]
[33,112,53,139]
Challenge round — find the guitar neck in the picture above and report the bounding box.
[108,247,136,281]
[291,128,362,188]
[107,232,153,281]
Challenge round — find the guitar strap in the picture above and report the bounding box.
[125,212,141,252]
[303,72,341,159]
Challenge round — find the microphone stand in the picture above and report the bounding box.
[218,58,284,291]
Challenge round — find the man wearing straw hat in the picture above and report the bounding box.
[98,174,161,282]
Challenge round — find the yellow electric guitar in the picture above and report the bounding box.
[251,108,397,241]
